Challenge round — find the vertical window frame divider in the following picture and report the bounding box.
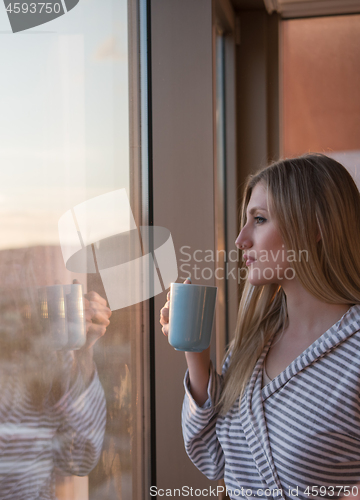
[128,0,153,497]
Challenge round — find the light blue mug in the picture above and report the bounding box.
[168,283,217,352]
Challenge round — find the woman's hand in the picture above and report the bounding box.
[83,291,112,349]
[73,282,112,386]
[159,278,210,406]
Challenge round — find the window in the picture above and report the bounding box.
[0,0,150,498]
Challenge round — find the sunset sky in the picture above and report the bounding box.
[0,0,129,249]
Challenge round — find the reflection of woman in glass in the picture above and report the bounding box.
[0,279,111,500]
[161,154,360,499]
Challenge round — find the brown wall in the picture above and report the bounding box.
[151,0,217,492]
[282,14,360,157]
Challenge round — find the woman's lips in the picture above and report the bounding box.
[244,254,256,266]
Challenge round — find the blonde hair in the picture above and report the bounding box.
[220,153,360,414]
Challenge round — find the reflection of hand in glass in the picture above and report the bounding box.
[83,289,112,348]
[73,280,112,387]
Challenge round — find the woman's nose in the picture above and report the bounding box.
[235,228,252,250]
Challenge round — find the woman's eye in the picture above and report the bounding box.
[254,216,266,224]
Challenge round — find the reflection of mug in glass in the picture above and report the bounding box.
[38,284,86,350]
[64,284,86,349]
[168,283,217,352]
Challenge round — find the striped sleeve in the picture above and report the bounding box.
[181,354,231,481]
[51,366,106,476]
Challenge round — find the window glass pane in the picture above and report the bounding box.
[0,1,145,498]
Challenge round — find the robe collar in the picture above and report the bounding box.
[262,303,360,401]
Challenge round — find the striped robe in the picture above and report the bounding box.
[182,304,360,500]
[0,353,106,500]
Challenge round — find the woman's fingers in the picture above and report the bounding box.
[89,303,111,325]
[160,299,171,335]
[160,304,169,325]
[84,298,111,325]
[83,291,112,349]
[85,290,108,308]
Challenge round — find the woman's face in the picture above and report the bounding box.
[235,182,294,286]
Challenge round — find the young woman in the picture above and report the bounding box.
[160,153,360,500]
